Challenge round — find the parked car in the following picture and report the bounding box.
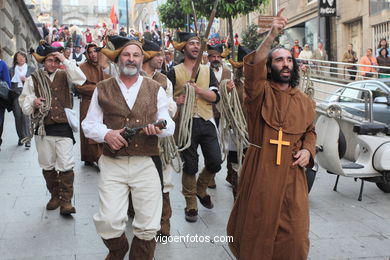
[328,79,390,124]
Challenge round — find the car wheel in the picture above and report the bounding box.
[376,182,390,193]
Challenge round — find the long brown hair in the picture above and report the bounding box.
[13,51,28,67]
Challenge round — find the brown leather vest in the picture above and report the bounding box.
[140,70,167,90]
[32,70,72,125]
[97,77,160,157]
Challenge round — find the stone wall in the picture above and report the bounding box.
[0,0,41,66]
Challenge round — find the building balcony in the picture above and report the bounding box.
[93,6,111,14]
[63,5,90,14]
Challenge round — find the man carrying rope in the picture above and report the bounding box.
[227,9,316,259]
[221,44,252,199]
[19,43,86,215]
[167,32,222,223]
[82,35,175,259]
[207,43,232,189]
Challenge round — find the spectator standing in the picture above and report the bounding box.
[359,48,378,78]
[0,47,11,151]
[312,42,328,75]
[9,51,35,147]
[290,39,303,58]
[377,48,390,78]
[298,44,313,64]
[342,43,358,80]
[85,28,93,44]
[375,38,390,57]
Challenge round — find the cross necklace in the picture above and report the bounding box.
[269,95,292,165]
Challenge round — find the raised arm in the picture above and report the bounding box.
[253,8,288,67]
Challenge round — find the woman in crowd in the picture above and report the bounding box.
[377,48,390,78]
[9,51,35,147]
[359,48,378,78]
[376,38,390,57]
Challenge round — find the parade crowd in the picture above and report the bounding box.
[0,9,389,260]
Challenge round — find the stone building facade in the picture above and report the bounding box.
[0,0,41,65]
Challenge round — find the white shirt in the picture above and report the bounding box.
[82,75,175,144]
[19,58,86,116]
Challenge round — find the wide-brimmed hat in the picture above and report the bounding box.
[99,35,143,62]
[228,45,252,68]
[172,32,200,52]
[143,39,162,62]
[207,43,230,58]
[30,43,64,63]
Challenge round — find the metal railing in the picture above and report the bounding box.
[298,58,390,83]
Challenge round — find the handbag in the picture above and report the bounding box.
[0,81,9,100]
[64,108,79,132]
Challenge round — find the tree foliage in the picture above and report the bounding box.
[241,23,264,51]
[180,0,266,19]
[158,0,188,29]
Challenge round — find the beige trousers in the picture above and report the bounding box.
[35,135,75,172]
[94,155,162,241]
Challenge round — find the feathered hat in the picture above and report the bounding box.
[99,35,144,62]
[172,32,200,52]
[207,43,230,58]
[30,43,64,64]
[228,45,252,68]
[142,39,162,62]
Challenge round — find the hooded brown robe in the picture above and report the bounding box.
[227,52,316,260]
[75,61,110,162]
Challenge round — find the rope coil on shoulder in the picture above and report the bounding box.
[21,69,52,144]
[218,79,249,171]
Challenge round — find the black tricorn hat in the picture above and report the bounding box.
[172,32,200,52]
[207,44,223,55]
[99,35,143,62]
[207,43,230,58]
[143,39,162,62]
[229,45,252,68]
[31,43,64,63]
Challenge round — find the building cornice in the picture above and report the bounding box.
[285,4,318,28]
[16,0,41,40]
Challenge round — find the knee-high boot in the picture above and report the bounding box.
[58,170,76,215]
[102,233,129,260]
[158,192,172,236]
[196,168,215,209]
[128,236,156,260]
[42,169,60,210]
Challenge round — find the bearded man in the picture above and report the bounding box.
[82,35,175,260]
[227,9,316,260]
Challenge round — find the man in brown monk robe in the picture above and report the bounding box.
[75,43,110,168]
[227,9,316,260]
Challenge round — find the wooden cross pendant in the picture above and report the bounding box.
[269,128,290,165]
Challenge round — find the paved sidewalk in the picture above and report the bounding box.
[0,101,389,260]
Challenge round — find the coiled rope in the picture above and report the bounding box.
[176,83,196,152]
[21,70,52,143]
[218,79,249,171]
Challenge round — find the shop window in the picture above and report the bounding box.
[370,0,390,15]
